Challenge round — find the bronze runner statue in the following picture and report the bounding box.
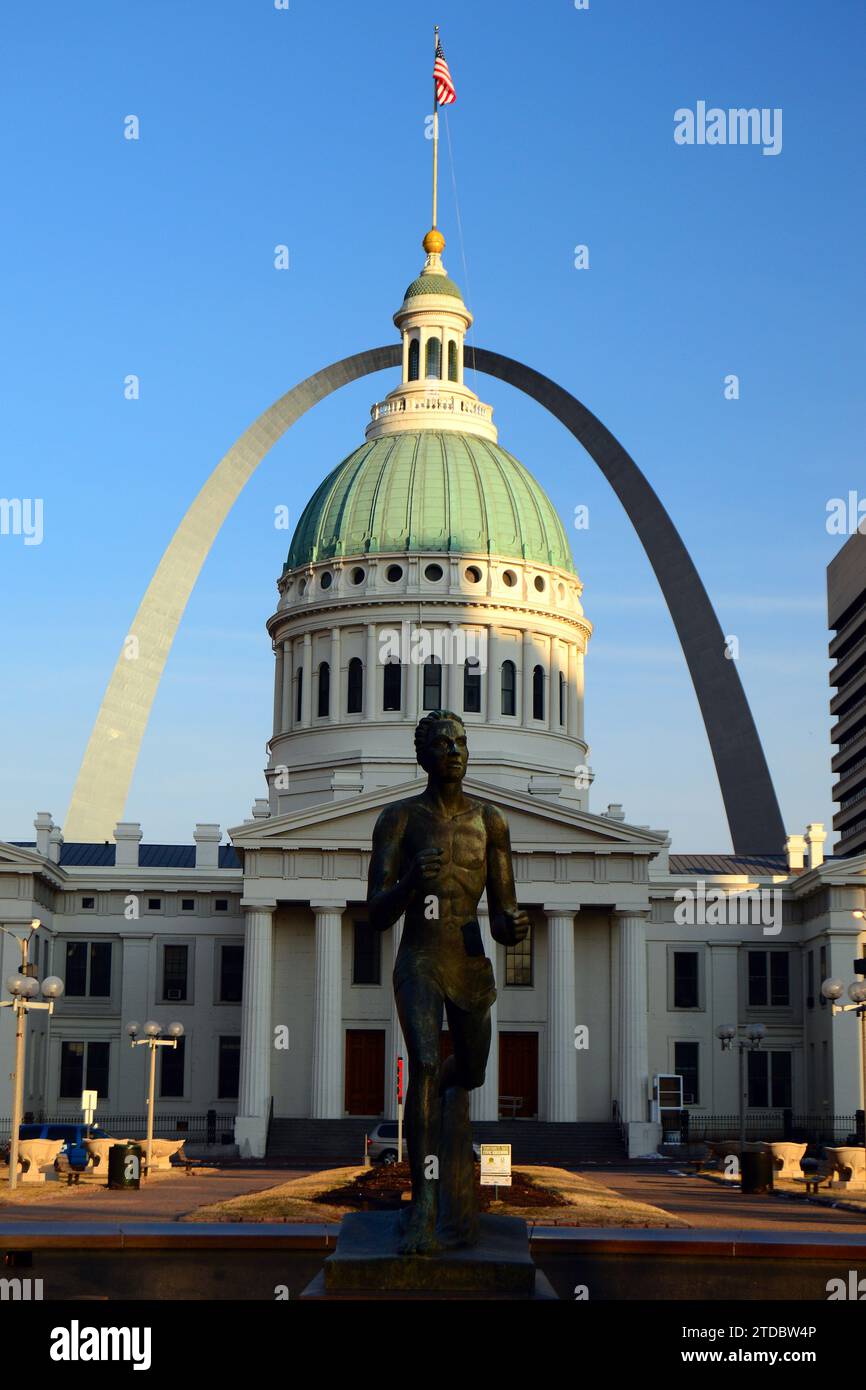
[367,709,529,1253]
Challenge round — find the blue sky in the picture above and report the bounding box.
[0,0,863,851]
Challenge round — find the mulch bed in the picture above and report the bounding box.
[313,1162,570,1212]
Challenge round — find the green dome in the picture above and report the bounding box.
[286,431,575,573]
[403,273,464,300]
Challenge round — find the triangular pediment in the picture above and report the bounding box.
[229,778,667,856]
[0,840,48,870]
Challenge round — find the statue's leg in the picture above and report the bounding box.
[394,973,445,1255]
[437,999,491,1248]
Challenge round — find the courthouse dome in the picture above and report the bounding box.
[285,430,575,573]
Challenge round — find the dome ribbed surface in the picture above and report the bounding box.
[403,274,464,300]
[285,431,575,572]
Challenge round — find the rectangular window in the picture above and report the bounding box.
[748,1050,792,1108]
[81,896,95,911]
[215,899,228,912]
[160,1036,185,1098]
[673,952,699,1009]
[748,951,789,1007]
[60,1041,109,1099]
[218,1036,241,1099]
[748,951,767,1006]
[162,944,189,1001]
[352,922,381,985]
[674,1041,699,1105]
[59,1041,84,1097]
[181,898,195,912]
[147,898,162,912]
[219,944,244,1002]
[64,941,112,998]
[505,925,533,987]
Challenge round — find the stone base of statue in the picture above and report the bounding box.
[299,1210,556,1300]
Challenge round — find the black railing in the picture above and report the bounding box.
[684,1111,858,1145]
[0,1112,236,1144]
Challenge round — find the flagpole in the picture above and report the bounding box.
[432,24,439,228]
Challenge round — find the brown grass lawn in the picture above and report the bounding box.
[183,1164,686,1227]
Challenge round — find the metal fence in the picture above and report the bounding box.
[683,1112,860,1145]
[0,1112,236,1144]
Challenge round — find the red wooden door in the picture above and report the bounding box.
[498,1032,538,1118]
[344,1029,386,1115]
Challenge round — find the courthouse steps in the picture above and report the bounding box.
[267,1119,627,1167]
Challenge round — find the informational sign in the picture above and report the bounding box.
[480,1142,512,1186]
[81,1089,97,1124]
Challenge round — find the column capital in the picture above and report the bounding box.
[310,899,347,914]
[612,906,650,921]
[543,904,581,918]
[240,900,277,915]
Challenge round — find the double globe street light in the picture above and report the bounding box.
[716,1022,767,1151]
[126,1020,184,1174]
[1,918,64,1191]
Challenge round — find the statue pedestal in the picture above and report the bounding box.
[300,1210,556,1300]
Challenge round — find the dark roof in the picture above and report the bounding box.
[668,853,790,877]
[7,841,241,870]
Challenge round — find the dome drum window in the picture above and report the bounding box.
[408,338,420,382]
[423,657,442,711]
[425,338,442,380]
[464,565,483,585]
[463,658,482,714]
[317,661,330,718]
[386,564,404,583]
[502,570,517,588]
[320,571,333,590]
[350,567,366,585]
[424,562,444,582]
[532,664,545,721]
[347,657,363,714]
[383,660,402,712]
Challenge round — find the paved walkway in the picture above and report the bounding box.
[0,1166,313,1223]
[595,1166,866,1235]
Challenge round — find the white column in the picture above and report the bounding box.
[405,634,419,721]
[471,905,499,1120]
[567,644,579,738]
[387,915,405,1120]
[445,623,459,710]
[485,626,499,723]
[300,632,312,727]
[522,631,534,727]
[281,640,293,732]
[548,638,560,732]
[235,902,276,1158]
[311,900,346,1118]
[545,907,579,1121]
[576,648,585,741]
[614,910,650,1123]
[365,623,376,718]
[329,626,341,723]
[272,645,284,737]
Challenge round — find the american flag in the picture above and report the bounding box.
[434,41,456,106]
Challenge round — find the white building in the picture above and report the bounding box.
[2,229,865,1158]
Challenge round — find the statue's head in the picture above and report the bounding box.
[414,710,468,784]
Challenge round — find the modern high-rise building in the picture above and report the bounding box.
[828,530,866,856]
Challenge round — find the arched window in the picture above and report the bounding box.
[463,657,481,714]
[296,666,303,723]
[425,337,442,379]
[532,664,545,721]
[408,338,420,382]
[448,339,459,382]
[559,671,566,726]
[501,660,516,716]
[423,657,442,711]
[317,661,330,718]
[347,657,363,714]
[383,659,402,712]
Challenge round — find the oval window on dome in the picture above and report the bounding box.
[386,564,404,583]
[424,563,444,582]
[534,575,546,593]
[502,570,517,588]
[320,571,333,590]
[351,567,366,585]
[464,565,482,585]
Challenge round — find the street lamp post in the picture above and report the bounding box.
[1,919,64,1191]
[716,1023,767,1151]
[126,1020,184,1174]
[821,972,866,1145]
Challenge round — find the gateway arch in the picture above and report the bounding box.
[64,344,785,855]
